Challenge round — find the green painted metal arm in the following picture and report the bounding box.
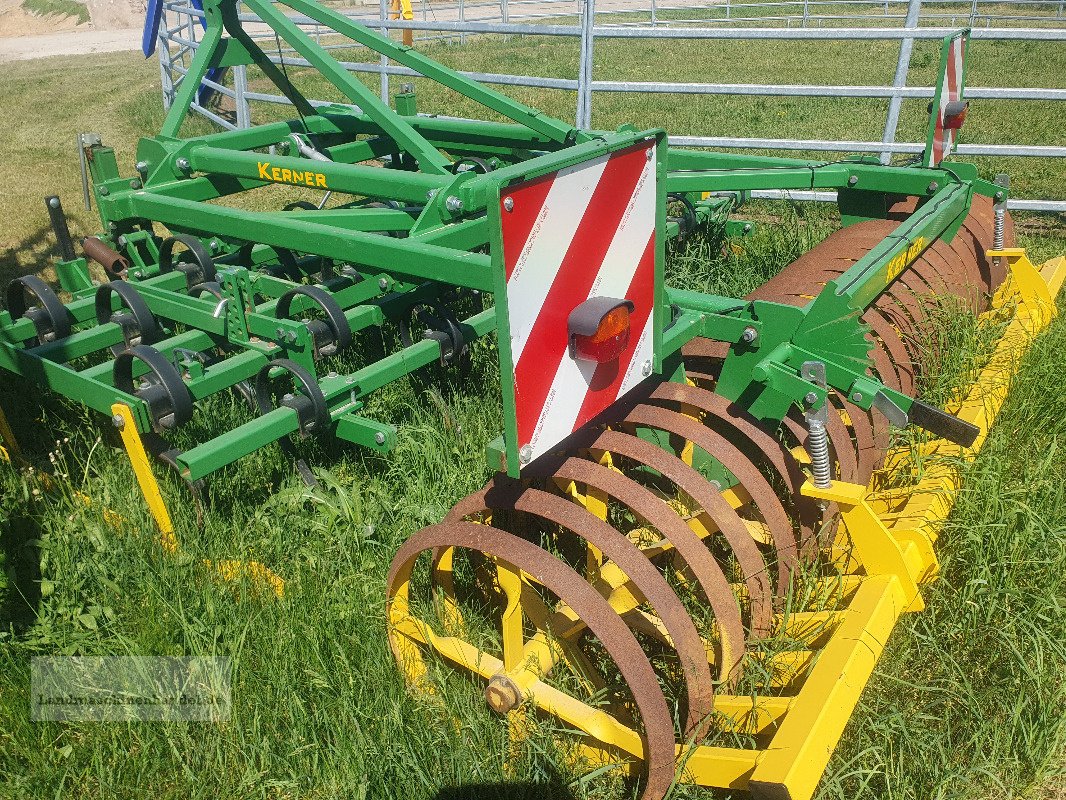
[240,0,452,174]
[277,0,582,146]
[160,19,224,138]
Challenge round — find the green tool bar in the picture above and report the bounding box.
[667,165,851,194]
[25,324,123,363]
[279,0,580,147]
[458,131,658,210]
[174,306,496,480]
[80,330,215,383]
[185,349,266,401]
[123,193,494,291]
[822,182,971,312]
[271,208,415,233]
[177,406,298,481]
[0,341,150,428]
[188,146,451,204]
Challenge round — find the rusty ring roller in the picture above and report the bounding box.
[449,478,716,737]
[387,520,679,800]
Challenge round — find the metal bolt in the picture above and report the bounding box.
[374,432,386,445]
[804,391,818,405]
[326,371,338,379]
[445,195,463,213]
[276,327,286,338]
[133,270,144,279]
[741,326,758,344]
[709,479,722,492]
[135,161,148,174]
[847,175,859,186]
[176,158,190,172]
[503,196,514,212]
[210,239,220,252]
[927,181,939,193]
[378,277,389,291]
[646,147,654,160]
[99,186,109,196]
[48,197,60,208]
[111,414,125,430]
[117,235,127,248]
[743,223,752,233]
[129,179,141,189]
[519,444,533,464]
[853,392,863,402]
[427,189,438,200]
[641,360,652,377]
[282,393,295,402]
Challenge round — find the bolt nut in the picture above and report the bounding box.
[135,161,148,174]
[111,414,125,430]
[927,181,939,193]
[847,175,859,186]
[378,277,389,291]
[741,326,758,344]
[133,270,144,279]
[519,444,533,465]
[641,360,652,377]
[804,391,818,405]
[853,392,863,402]
[427,189,438,200]
[48,197,60,208]
[445,195,463,213]
[743,223,752,233]
[117,235,127,247]
[210,239,220,252]
[176,158,190,172]
[99,186,109,196]
[129,179,141,189]
[503,196,515,212]
[374,431,386,445]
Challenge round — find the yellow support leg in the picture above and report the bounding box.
[110,403,178,553]
[0,401,20,463]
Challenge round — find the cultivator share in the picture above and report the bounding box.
[1,3,1063,797]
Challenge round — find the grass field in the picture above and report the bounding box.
[1,23,1066,800]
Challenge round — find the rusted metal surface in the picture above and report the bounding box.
[386,521,679,800]
[454,479,717,736]
[623,403,798,593]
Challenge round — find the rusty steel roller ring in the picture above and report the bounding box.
[113,344,194,432]
[447,478,717,737]
[386,520,679,800]
[276,285,352,359]
[158,234,217,290]
[254,358,329,438]
[5,275,72,346]
[95,280,162,356]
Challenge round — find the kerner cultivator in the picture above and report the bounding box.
[1,4,1063,798]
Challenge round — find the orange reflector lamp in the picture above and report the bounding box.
[943,100,968,130]
[568,297,635,363]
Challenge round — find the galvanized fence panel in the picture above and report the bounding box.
[156,0,1066,210]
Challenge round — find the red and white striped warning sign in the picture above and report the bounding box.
[499,139,658,466]
[926,33,967,168]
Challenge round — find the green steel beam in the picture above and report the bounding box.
[241,0,452,175]
[278,0,581,147]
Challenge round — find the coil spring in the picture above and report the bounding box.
[808,417,832,488]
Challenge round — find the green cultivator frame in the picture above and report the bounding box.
[3,7,1063,799]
